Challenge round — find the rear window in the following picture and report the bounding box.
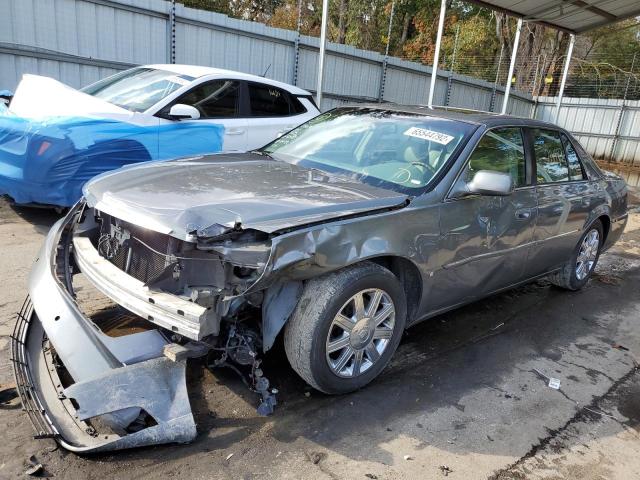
[249,83,300,116]
[532,129,569,184]
[561,133,586,181]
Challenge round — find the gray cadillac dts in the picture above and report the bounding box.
[13,105,628,452]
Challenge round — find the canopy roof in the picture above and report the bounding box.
[468,0,640,33]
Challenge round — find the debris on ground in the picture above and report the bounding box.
[225,453,234,462]
[533,368,561,390]
[403,455,414,461]
[440,465,453,476]
[25,456,43,476]
[594,273,622,285]
[613,344,630,352]
[365,474,378,479]
[308,451,326,464]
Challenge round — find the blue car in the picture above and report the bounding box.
[0,65,317,207]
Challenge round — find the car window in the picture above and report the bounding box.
[465,127,526,187]
[169,80,240,118]
[262,108,475,194]
[532,129,569,184]
[561,133,585,181]
[81,67,194,113]
[249,84,293,116]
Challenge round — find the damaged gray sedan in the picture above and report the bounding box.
[13,105,628,452]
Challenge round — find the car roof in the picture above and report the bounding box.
[146,64,312,96]
[343,103,561,130]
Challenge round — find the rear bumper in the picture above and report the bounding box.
[11,208,197,452]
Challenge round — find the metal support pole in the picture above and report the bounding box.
[292,0,303,85]
[501,17,522,115]
[168,0,176,64]
[530,54,541,119]
[427,0,446,108]
[378,0,395,102]
[445,24,460,106]
[554,33,575,123]
[316,0,330,108]
[609,52,637,163]
[489,44,504,112]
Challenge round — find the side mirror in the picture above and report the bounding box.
[168,104,200,120]
[467,170,514,196]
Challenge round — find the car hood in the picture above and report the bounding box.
[83,153,409,239]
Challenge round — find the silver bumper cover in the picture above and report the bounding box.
[11,211,197,452]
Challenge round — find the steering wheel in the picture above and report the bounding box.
[410,161,437,176]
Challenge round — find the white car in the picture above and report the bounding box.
[82,64,320,152]
[0,66,319,206]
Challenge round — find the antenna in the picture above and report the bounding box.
[261,64,272,77]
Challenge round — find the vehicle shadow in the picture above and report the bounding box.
[0,199,60,235]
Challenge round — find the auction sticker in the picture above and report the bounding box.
[404,127,454,145]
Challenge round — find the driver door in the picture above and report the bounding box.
[158,79,248,154]
[429,127,538,311]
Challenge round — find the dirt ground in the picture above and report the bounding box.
[1,190,640,480]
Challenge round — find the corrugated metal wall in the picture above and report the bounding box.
[2,0,637,165]
[534,97,640,166]
[0,0,532,113]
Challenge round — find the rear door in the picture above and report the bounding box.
[430,126,538,310]
[245,82,315,150]
[158,79,248,153]
[526,128,594,276]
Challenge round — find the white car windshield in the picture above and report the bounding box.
[263,108,475,194]
[82,67,194,113]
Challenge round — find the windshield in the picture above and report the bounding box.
[81,67,194,112]
[263,108,475,193]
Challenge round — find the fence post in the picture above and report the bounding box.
[445,25,460,106]
[609,52,637,163]
[168,0,176,64]
[292,0,302,85]
[378,0,395,102]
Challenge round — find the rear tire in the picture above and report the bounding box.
[284,262,406,394]
[549,220,603,291]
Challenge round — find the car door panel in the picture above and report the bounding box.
[528,181,593,275]
[428,126,537,311]
[431,188,537,310]
[527,129,597,276]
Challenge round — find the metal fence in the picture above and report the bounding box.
[534,96,640,167]
[1,0,639,166]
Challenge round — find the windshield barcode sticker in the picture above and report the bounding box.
[404,127,454,145]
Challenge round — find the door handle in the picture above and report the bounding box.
[515,208,532,220]
[226,129,245,135]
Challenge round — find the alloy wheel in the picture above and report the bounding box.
[325,288,396,378]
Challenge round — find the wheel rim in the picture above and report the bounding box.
[325,288,395,378]
[576,229,600,281]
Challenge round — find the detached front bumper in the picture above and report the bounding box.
[11,209,197,452]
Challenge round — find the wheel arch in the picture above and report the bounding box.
[260,254,423,351]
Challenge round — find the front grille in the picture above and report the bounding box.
[96,215,177,284]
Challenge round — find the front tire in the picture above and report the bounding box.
[284,262,407,394]
[549,220,603,291]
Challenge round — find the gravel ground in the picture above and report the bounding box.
[1,191,640,480]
